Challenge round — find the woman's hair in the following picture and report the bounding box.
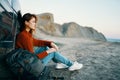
[19,13,37,32]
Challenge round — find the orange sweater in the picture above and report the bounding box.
[15,30,52,59]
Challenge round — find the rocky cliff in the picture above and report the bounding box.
[36,13,106,41]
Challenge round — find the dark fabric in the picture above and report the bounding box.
[5,48,50,80]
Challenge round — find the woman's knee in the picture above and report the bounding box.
[47,51,59,59]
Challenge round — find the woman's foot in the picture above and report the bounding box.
[69,61,83,71]
[56,63,68,69]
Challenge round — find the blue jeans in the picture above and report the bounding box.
[34,47,73,67]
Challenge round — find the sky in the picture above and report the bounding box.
[19,0,120,39]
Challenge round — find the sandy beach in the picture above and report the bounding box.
[39,35,120,80]
[0,35,120,80]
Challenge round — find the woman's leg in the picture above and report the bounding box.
[34,47,73,67]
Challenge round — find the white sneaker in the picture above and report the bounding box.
[56,63,68,69]
[69,61,83,71]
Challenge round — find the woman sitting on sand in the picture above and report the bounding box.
[15,13,83,71]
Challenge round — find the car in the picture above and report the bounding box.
[0,0,21,79]
[0,0,21,48]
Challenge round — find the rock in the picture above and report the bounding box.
[37,13,56,35]
[61,22,106,41]
[62,22,83,37]
[36,13,106,41]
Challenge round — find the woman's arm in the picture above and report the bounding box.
[46,48,57,53]
[50,42,59,51]
[33,38,53,47]
[46,42,59,54]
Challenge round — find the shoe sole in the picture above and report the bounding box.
[69,64,83,71]
[56,67,68,69]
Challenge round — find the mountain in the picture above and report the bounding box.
[36,13,106,41]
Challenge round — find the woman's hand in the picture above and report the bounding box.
[51,42,59,51]
[46,48,56,54]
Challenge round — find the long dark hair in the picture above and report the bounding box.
[19,13,37,33]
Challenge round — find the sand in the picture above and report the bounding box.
[0,34,120,80]
[40,35,120,80]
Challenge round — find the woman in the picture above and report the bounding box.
[16,13,83,71]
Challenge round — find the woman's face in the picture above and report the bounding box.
[25,17,36,30]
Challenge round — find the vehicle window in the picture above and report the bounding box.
[0,1,15,48]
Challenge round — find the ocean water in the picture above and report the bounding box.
[107,38,120,42]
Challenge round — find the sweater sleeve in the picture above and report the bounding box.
[33,38,53,47]
[36,51,48,59]
[16,33,34,53]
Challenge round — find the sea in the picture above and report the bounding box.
[107,38,120,43]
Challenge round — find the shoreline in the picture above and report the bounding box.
[107,38,120,43]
